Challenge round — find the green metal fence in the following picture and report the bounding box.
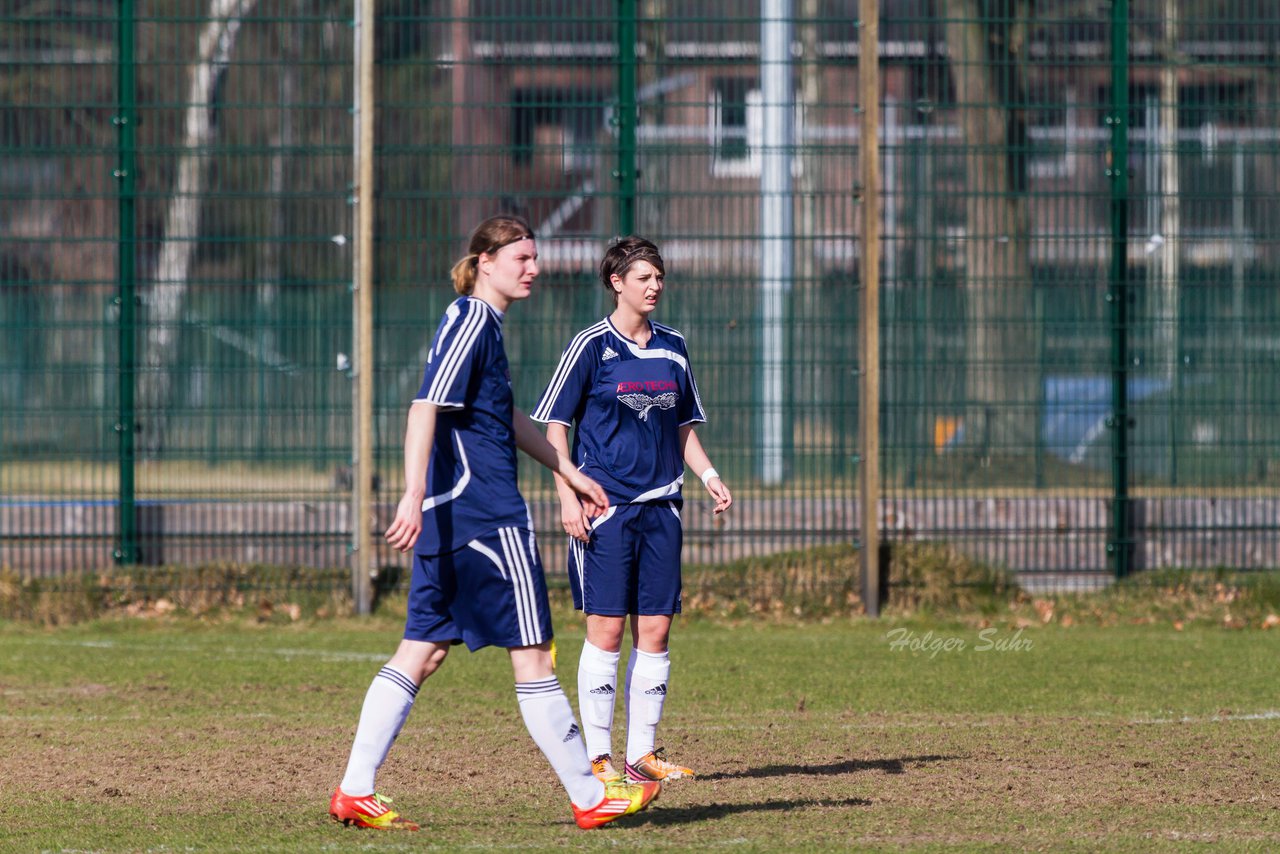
[3,1,1279,605]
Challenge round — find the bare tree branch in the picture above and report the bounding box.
[139,0,260,454]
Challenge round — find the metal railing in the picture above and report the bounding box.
[3,1,1279,609]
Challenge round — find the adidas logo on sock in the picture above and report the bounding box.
[601,346,619,361]
[563,723,580,742]
[590,684,616,695]
[645,683,668,696]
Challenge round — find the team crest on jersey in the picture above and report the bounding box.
[618,392,678,421]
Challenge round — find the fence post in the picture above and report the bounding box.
[351,0,376,614]
[114,0,139,566]
[1108,0,1132,579]
[858,0,881,616]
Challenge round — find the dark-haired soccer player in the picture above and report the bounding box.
[329,216,659,832]
[532,236,732,785]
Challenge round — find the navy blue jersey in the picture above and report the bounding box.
[532,317,706,505]
[413,296,530,556]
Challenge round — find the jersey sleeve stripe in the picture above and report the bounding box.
[652,320,685,340]
[425,299,485,404]
[687,367,706,421]
[530,321,609,422]
[661,324,706,421]
[430,299,484,398]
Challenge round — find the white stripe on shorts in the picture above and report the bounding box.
[466,538,507,580]
[499,527,541,646]
[569,535,586,595]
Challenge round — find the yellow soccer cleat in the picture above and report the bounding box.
[572,778,661,829]
[625,747,694,782]
[329,788,420,831]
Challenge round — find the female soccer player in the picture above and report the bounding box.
[532,236,733,785]
[329,216,660,831]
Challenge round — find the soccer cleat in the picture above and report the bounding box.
[329,788,420,831]
[572,778,661,829]
[625,747,694,782]
[591,753,624,783]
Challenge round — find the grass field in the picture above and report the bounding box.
[1,606,1278,853]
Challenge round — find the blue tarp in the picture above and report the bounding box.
[1042,375,1172,464]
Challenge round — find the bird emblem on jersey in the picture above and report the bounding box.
[618,392,678,421]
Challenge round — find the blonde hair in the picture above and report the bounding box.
[450,215,536,295]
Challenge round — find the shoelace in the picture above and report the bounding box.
[649,747,678,769]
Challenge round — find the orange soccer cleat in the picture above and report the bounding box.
[591,753,624,783]
[571,778,661,829]
[625,748,694,782]
[329,788,420,831]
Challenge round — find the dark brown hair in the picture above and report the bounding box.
[450,215,536,295]
[599,236,664,300]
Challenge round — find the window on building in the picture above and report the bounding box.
[709,77,762,177]
[1029,88,1078,179]
[511,88,605,173]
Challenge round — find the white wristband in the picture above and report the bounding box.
[699,467,720,488]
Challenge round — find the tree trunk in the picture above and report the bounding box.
[255,6,298,455]
[941,0,1036,455]
[139,0,259,454]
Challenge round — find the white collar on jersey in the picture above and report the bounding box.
[606,316,653,347]
[605,317,686,371]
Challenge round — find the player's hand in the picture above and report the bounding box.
[705,476,733,515]
[384,490,423,552]
[565,469,609,518]
[559,495,592,543]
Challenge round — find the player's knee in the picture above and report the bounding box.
[634,620,673,652]
[586,617,626,651]
[419,644,450,679]
[390,641,450,683]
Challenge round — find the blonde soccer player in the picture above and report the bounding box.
[329,216,659,832]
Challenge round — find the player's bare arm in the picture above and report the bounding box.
[544,421,592,543]
[385,400,437,551]
[513,407,609,517]
[680,424,732,515]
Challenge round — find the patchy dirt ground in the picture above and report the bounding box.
[2,620,1278,851]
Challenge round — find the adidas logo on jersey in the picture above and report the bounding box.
[645,683,668,696]
[601,346,619,361]
[590,684,616,695]
[563,723,580,742]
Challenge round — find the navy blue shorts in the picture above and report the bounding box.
[568,500,683,616]
[406,527,553,651]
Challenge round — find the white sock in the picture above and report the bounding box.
[339,665,418,796]
[626,649,670,765]
[577,641,621,761]
[516,677,605,809]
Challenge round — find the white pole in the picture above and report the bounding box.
[759,0,794,485]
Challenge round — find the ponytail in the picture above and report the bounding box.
[450,253,480,295]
